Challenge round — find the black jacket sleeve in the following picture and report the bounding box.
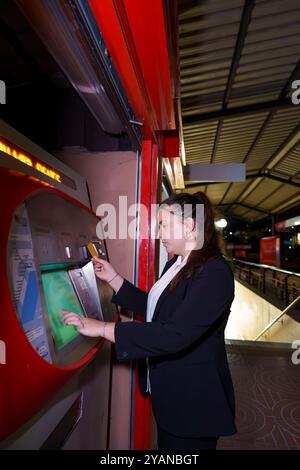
[110,257,177,317]
[111,278,148,317]
[114,258,234,361]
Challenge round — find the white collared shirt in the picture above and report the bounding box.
[145,253,190,394]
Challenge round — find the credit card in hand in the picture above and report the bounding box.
[87,242,99,258]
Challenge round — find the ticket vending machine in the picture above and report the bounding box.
[0,166,117,442]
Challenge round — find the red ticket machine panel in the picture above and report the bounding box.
[0,168,116,441]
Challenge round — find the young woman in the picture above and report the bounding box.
[62,192,237,450]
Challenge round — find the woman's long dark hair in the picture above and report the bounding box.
[160,191,224,291]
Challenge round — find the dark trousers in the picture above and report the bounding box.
[156,424,219,451]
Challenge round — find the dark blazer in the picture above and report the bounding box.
[111,254,237,438]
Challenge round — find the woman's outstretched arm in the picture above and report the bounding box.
[61,310,116,343]
[61,257,234,360]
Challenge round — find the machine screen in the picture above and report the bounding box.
[41,270,85,351]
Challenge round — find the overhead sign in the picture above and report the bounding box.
[0,137,76,189]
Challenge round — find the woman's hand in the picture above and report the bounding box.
[61,309,103,337]
[92,256,117,282]
[61,309,116,342]
[92,256,124,293]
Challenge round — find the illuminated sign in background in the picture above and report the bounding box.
[260,236,280,267]
[0,137,76,189]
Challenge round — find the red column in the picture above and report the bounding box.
[133,140,159,450]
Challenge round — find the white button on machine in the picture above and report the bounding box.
[65,246,72,258]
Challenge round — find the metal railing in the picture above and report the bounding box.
[254,295,300,340]
[232,258,300,308]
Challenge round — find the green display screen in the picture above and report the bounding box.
[41,270,85,351]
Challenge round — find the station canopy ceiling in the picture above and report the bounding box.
[178,0,300,221]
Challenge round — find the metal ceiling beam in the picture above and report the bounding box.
[218,114,272,205]
[247,182,284,209]
[185,171,300,189]
[222,204,255,220]
[272,192,300,213]
[223,0,255,108]
[185,181,232,188]
[210,0,255,165]
[187,177,299,219]
[218,118,268,205]
[294,170,300,179]
[220,62,300,206]
[218,57,299,206]
[220,202,272,215]
[224,122,299,205]
[250,65,300,176]
[180,0,300,222]
[249,172,300,188]
[182,98,292,126]
[210,121,222,163]
[263,122,300,170]
[237,177,264,203]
